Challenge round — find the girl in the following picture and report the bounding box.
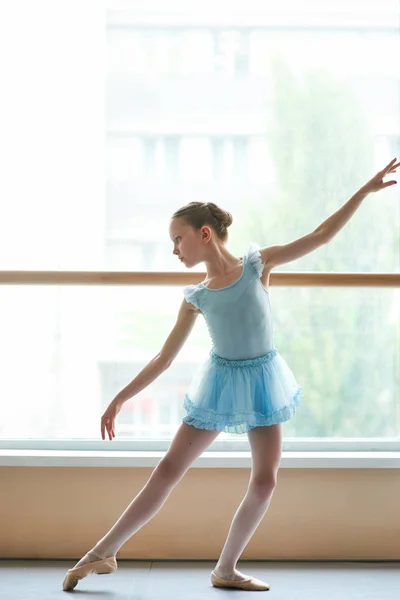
[63,158,398,592]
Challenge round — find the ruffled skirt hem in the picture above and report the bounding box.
[183,387,302,434]
[181,347,302,435]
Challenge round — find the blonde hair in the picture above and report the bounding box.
[172,201,233,242]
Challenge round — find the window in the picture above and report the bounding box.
[180,137,213,183]
[233,137,249,180]
[164,136,180,181]
[214,30,250,75]
[181,31,214,74]
[143,137,158,177]
[1,2,399,454]
[211,137,250,181]
[0,285,398,442]
[143,136,180,180]
[212,138,232,181]
[106,136,144,181]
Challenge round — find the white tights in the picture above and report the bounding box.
[74,423,282,580]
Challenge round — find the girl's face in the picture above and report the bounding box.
[169,217,209,268]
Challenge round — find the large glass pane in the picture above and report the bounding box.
[2,3,399,272]
[0,285,398,440]
[105,3,400,276]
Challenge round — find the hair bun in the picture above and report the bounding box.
[206,202,233,229]
[172,201,232,242]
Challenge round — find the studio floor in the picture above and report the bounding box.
[1,559,399,599]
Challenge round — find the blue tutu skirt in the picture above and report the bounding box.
[182,347,302,434]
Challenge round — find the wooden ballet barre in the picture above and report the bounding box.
[0,271,399,288]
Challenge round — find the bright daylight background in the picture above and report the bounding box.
[0,0,399,445]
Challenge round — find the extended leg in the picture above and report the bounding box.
[63,423,219,590]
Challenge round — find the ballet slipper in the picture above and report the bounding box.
[62,556,117,591]
[211,570,270,591]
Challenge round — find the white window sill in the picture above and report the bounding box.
[0,450,399,468]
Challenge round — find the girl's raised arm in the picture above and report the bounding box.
[259,158,399,270]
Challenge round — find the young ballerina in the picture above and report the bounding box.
[63,158,398,592]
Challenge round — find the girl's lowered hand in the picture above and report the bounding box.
[101,398,123,441]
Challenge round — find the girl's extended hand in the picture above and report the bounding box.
[361,158,399,194]
[101,399,123,441]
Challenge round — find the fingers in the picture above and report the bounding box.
[381,158,398,187]
[106,419,114,441]
[101,400,121,440]
[383,158,398,173]
[101,415,115,441]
